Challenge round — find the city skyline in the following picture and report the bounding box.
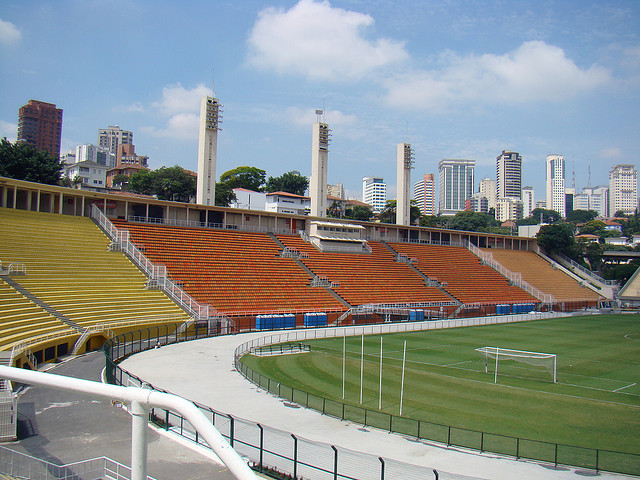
[1,0,638,202]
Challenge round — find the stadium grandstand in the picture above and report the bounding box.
[0,176,627,480]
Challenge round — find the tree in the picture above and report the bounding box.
[125,166,196,202]
[613,210,628,218]
[326,201,343,218]
[583,241,605,271]
[111,173,131,190]
[215,182,236,207]
[344,205,373,222]
[378,200,421,224]
[419,215,441,227]
[153,166,196,202]
[578,220,607,237]
[536,223,577,256]
[219,166,266,191]
[447,210,500,232]
[566,209,598,224]
[265,171,309,196]
[0,137,62,185]
[517,207,562,226]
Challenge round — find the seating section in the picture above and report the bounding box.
[0,279,76,351]
[0,209,190,332]
[111,220,345,314]
[480,248,602,302]
[389,243,537,305]
[276,235,453,306]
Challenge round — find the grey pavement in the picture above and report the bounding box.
[121,331,639,480]
[0,351,238,480]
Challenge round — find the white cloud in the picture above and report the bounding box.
[599,147,624,159]
[151,83,211,116]
[114,101,145,113]
[0,120,17,142]
[384,41,611,110]
[246,0,408,80]
[0,18,21,45]
[140,113,200,141]
[286,107,358,127]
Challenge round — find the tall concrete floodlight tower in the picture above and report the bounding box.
[310,110,331,217]
[396,143,415,226]
[196,82,222,206]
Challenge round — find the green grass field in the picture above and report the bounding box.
[241,314,640,462]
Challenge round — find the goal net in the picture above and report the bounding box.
[475,346,557,383]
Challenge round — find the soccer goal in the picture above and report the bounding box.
[475,346,557,383]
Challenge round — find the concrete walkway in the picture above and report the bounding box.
[121,331,638,480]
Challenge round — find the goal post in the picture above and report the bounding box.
[475,346,557,383]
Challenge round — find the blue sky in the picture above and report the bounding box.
[1,0,638,202]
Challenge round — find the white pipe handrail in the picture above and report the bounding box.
[0,366,257,480]
[91,205,211,320]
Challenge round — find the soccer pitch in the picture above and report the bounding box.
[241,314,640,460]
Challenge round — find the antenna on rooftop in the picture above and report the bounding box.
[588,163,592,188]
[572,159,576,190]
[212,68,215,97]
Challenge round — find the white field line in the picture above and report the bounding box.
[614,382,637,393]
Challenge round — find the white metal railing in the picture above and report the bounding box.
[92,205,211,320]
[8,263,26,275]
[554,252,618,286]
[0,367,258,480]
[280,247,309,259]
[465,241,555,303]
[0,445,155,480]
[127,215,294,235]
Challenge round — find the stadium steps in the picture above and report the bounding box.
[381,242,461,305]
[268,233,352,308]
[0,275,84,332]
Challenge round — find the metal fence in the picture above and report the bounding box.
[103,314,640,479]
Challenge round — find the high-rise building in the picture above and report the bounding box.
[496,197,523,222]
[574,185,609,217]
[362,176,386,213]
[196,87,222,206]
[609,164,638,216]
[17,100,63,158]
[546,154,566,217]
[414,174,436,216]
[396,143,414,226]
[106,144,149,187]
[479,178,497,211]
[310,118,331,217]
[438,159,475,216]
[466,192,489,213]
[327,183,345,199]
[497,150,522,200]
[98,125,133,157]
[522,186,535,218]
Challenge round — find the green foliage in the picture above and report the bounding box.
[566,209,598,223]
[517,207,562,226]
[326,201,343,219]
[111,173,131,189]
[265,171,309,196]
[601,261,640,284]
[419,215,441,227]
[126,166,196,202]
[447,210,500,232]
[215,182,236,207]
[582,242,605,271]
[0,137,62,185]
[219,166,266,191]
[579,220,607,237]
[536,223,577,256]
[344,205,373,222]
[377,200,421,224]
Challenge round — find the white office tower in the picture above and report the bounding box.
[414,173,436,216]
[522,186,535,218]
[609,164,638,216]
[327,183,345,199]
[479,178,497,211]
[496,197,523,222]
[497,150,522,200]
[310,119,331,217]
[396,143,415,226]
[363,176,387,213]
[546,154,566,217]
[438,159,475,216]
[196,89,222,206]
[574,185,609,217]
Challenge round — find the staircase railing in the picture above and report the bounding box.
[553,252,618,286]
[91,204,211,321]
[465,241,555,303]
